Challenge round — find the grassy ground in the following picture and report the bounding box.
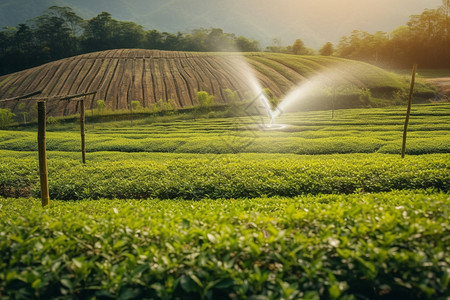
[0,104,449,299]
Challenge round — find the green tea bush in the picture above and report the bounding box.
[0,153,448,200]
[0,191,448,299]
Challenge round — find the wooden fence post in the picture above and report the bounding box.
[332,87,336,119]
[130,102,133,127]
[80,98,86,164]
[401,64,417,158]
[37,101,50,207]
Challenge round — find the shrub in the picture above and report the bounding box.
[197,91,214,108]
[0,108,15,128]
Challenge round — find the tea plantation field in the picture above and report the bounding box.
[0,103,449,299]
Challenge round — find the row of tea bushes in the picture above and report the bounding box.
[1,191,448,299]
[1,152,448,199]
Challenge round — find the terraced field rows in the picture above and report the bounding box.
[0,49,424,116]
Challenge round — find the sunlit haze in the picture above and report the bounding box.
[121,0,443,47]
[0,0,443,48]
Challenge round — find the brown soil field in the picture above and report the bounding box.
[0,49,414,117]
[426,77,450,99]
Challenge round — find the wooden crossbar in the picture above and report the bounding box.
[0,91,42,102]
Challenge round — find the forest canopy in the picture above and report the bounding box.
[0,1,448,76]
[0,6,260,75]
[335,0,450,68]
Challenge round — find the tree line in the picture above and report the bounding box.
[335,0,450,68]
[0,1,449,76]
[0,6,260,76]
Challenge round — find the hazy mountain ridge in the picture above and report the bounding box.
[0,0,443,48]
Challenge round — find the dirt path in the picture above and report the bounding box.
[426,77,450,98]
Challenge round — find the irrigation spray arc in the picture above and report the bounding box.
[234,57,354,128]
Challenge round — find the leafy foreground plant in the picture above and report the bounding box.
[0,191,448,299]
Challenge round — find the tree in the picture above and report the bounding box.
[197,91,214,108]
[265,38,289,53]
[145,30,164,49]
[44,6,84,37]
[115,21,145,49]
[319,42,334,56]
[32,6,81,59]
[131,100,141,111]
[0,108,15,128]
[83,12,117,51]
[223,88,238,103]
[235,36,260,52]
[292,39,308,55]
[205,28,235,51]
[17,102,28,124]
[97,100,106,115]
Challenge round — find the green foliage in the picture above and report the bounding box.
[0,104,448,155]
[130,100,142,111]
[292,38,308,55]
[223,88,238,103]
[0,151,448,199]
[358,88,372,103]
[156,99,175,112]
[96,99,106,115]
[263,88,280,110]
[0,191,449,299]
[265,38,314,55]
[0,108,15,128]
[336,3,450,68]
[197,91,214,108]
[46,116,58,125]
[16,102,28,124]
[319,42,334,56]
[0,8,261,76]
[0,103,448,299]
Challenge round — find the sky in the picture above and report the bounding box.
[0,0,444,48]
[122,0,444,48]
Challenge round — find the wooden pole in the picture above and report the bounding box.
[37,101,50,207]
[130,103,133,127]
[80,98,86,164]
[0,91,42,103]
[401,64,417,158]
[60,91,97,101]
[332,87,336,119]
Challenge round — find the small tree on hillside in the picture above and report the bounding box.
[319,42,334,56]
[223,88,238,103]
[197,91,214,108]
[97,99,106,115]
[0,108,15,128]
[131,100,141,112]
[292,39,308,55]
[17,102,28,124]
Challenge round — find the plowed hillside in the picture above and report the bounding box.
[0,49,408,116]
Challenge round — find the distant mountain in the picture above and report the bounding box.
[0,0,443,48]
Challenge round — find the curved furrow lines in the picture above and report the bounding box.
[0,49,406,117]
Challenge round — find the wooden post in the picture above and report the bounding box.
[401,64,417,158]
[37,101,50,207]
[80,98,86,164]
[332,87,336,119]
[130,102,133,127]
